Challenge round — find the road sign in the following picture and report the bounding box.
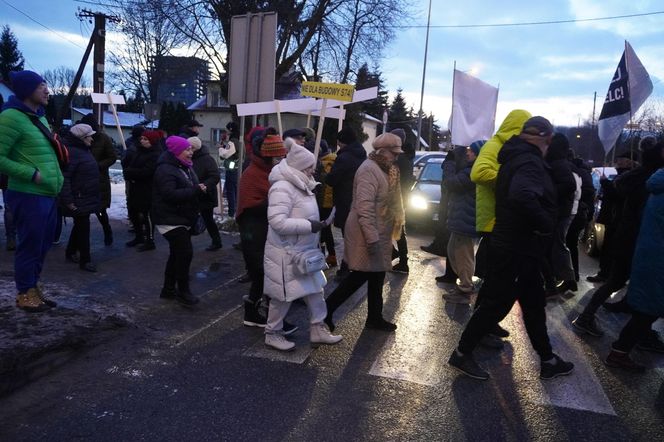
[227,12,277,105]
[301,81,355,102]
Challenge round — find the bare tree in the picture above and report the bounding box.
[42,66,89,95]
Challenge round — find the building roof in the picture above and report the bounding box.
[187,96,231,111]
[71,107,159,128]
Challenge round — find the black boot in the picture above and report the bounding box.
[160,274,177,299]
[176,279,199,305]
[138,239,156,251]
[243,298,266,327]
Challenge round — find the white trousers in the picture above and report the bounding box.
[266,291,327,333]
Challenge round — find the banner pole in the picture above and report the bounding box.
[275,100,283,137]
[314,99,327,158]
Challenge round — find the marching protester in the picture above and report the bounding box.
[316,140,338,267]
[566,153,595,283]
[421,148,454,259]
[324,132,405,333]
[218,127,239,218]
[236,130,293,329]
[572,138,664,348]
[449,117,574,381]
[605,164,664,371]
[391,128,414,274]
[0,70,62,311]
[80,113,117,246]
[152,136,203,306]
[543,133,577,295]
[123,129,162,251]
[442,141,484,303]
[190,136,222,251]
[263,142,342,351]
[179,119,203,138]
[325,127,367,279]
[60,123,101,272]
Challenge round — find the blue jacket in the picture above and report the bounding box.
[58,133,100,216]
[626,168,664,317]
[445,158,478,237]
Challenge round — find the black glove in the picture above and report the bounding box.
[310,220,324,233]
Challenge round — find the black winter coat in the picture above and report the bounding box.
[570,158,595,221]
[396,150,415,194]
[152,151,201,226]
[545,143,576,219]
[90,131,117,209]
[123,144,160,211]
[326,141,367,228]
[492,135,557,257]
[59,134,100,216]
[192,147,220,210]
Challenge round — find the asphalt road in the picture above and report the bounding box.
[0,234,662,441]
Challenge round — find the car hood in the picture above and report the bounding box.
[411,182,441,204]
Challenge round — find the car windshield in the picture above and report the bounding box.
[419,163,443,182]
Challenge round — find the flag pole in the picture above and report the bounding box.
[449,60,456,148]
[624,40,635,166]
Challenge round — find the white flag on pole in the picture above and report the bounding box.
[450,69,499,146]
[597,41,653,154]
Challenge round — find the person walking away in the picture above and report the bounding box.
[0,71,63,311]
[236,130,289,327]
[543,133,577,295]
[566,154,595,282]
[430,150,460,283]
[572,139,664,351]
[218,128,238,217]
[324,133,405,333]
[124,130,162,251]
[604,166,664,370]
[122,125,144,233]
[325,127,367,279]
[443,141,484,303]
[391,128,414,273]
[263,142,343,351]
[190,136,222,250]
[80,113,117,246]
[152,136,204,305]
[448,116,574,381]
[60,124,101,272]
[1,174,17,250]
[316,141,338,267]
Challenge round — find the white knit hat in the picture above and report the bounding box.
[187,136,202,151]
[286,142,315,171]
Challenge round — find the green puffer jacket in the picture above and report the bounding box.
[0,103,64,197]
[470,109,532,233]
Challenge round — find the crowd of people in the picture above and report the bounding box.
[0,70,662,375]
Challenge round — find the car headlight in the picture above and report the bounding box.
[410,194,428,210]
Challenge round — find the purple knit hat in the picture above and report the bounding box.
[165,136,191,156]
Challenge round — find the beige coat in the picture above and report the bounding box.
[343,159,395,272]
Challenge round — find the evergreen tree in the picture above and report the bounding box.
[158,101,175,133]
[0,25,25,83]
[388,89,417,149]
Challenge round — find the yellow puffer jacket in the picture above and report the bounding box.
[470,109,532,233]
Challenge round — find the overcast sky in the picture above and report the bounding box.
[2,0,663,128]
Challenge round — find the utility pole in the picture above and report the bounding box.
[415,0,432,151]
[75,9,120,125]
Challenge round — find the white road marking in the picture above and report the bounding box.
[172,304,242,348]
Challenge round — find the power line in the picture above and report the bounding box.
[392,10,664,29]
[2,0,86,49]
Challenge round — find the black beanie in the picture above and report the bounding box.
[337,127,357,145]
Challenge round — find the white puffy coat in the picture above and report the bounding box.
[263,160,326,301]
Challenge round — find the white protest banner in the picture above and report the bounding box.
[450,69,498,146]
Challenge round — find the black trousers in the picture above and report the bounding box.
[565,212,587,281]
[458,247,554,361]
[131,209,154,241]
[319,207,336,257]
[326,270,386,321]
[582,248,633,316]
[395,226,408,262]
[162,227,193,291]
[597,223,616,277]
[200,207,221,245]
[613,311,658,352]
[474,233,491,280]
[66,214,92,264]
[238,212,268,303]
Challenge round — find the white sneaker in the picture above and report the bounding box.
[265,333,295,351]
[310,322,343,346]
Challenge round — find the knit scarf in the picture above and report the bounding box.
[369,150,405,240]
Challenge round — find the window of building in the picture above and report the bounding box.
[211,128,225,145]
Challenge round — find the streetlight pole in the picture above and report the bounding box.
[416,0,432,151]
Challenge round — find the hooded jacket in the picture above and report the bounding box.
[58,132,100,216]
[470,109,532,232]
[0,96,63,197]
[89,131,117,209]
[491,135,557,257]
[445,150,477,237]
[123,141,161,211]
[626,168,664,317]
[152,151,201,226]
[263,160,326,301]
[325,141,367,228]
[192,146,220,210]
[545,134,576,219]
